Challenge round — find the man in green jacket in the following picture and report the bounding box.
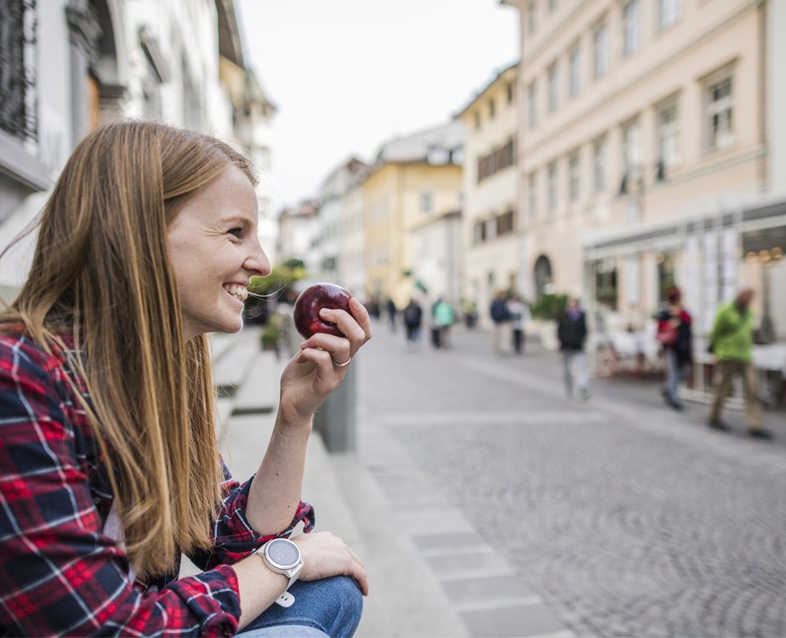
[708,288,772,439]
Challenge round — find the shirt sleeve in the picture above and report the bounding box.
[0,339,241,637]
[187,463,315,571]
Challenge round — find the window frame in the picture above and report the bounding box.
[568,44,581,98]
[657,0,681,31]
[593,135,607,193]
[528,171,538,218]
[568,149,581,203]
[548,62,559,113]
[655,95,681,171]
[528,80,538,128]
[703,66,735,153]
[622,0,642,57]
[593,21,609,79]
[547,161,559,212]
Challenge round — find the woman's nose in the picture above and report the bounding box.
[246,240,271,277]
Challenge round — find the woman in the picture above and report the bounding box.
[0,122,369,636]
[657,286,692,410]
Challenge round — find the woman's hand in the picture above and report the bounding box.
[293,531,369,595]
[278,297,372,423]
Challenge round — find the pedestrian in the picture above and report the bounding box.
[708,288,772,439]
[656,286,693,410]
[507,294,530,355]
[0,121,369,636]
[386,297,397,332]
[433,297,455,349]
[403,298,423,349]
[489,291,512,355]
[557,297,589,400]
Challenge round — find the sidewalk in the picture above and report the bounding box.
[191,326,573,638]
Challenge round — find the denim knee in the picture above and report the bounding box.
[311,575,363,637]
[237,575,363,638]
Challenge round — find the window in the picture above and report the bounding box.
[528,172,538,217]
[507,82,514,104]
[486,218,497,241]
[547,161,558,211]
[474,111,481,130]
[705,72,734,152]
[548,63,559,113]
[622,118,642,186]
[420,191,433,214]
[656,98,680,173]
[569,46,581,97]
[593,136,607,193]
[658,0,681,30]
[497,210,515,235]
[477,139,515,182]
[568,150,580,202]
[528,0,537,35]
[489,98,496,119]
[0,0,37,141]
[593,23,609,78]
[623,1,641,56]
[474,221,485,245]
[528,81,538,128]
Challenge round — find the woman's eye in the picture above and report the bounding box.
[228,227,243,238]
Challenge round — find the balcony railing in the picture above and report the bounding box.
[0,0,37,142]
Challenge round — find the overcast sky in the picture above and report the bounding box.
[236,0,519,212]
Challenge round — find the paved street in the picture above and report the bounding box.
[356,321,786,637]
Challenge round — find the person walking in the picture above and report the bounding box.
[490,291,511,355]
[507,294,530,355]
[433,297,455,349]
[403,298,423,350]
[708,288,772,439]
[558,298,589,400]
[656,287,693,410]
[386,297,398,333]
[0,122,369,637]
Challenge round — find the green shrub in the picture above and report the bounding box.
[530,294,568,321]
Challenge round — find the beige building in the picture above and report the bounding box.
[502,0,778,338]
[363,122,464,308]
[456,63,519,327]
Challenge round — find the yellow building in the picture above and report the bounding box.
[362,122,464,308]
[455,63,519,327]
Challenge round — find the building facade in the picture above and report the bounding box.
[363,121,464,308]
[318,157,367,286]
[0,0,261,300]
[456,62,519,328]
[277,200,321,276]
[503,0,777,339]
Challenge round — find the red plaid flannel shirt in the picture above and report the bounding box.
[0,333,314,636]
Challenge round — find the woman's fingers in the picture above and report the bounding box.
[299,332,352,366]
[293,532,369,595]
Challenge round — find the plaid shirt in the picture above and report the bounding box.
[0,333,314,637]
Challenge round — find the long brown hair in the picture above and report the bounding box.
[0,121,257,579]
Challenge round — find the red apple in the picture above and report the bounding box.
[293,283,353,339]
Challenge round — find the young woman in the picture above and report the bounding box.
[0,121,370,637]
[657,286,692,410]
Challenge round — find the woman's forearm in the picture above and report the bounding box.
[245,412,312,535]
[233,554,289,630]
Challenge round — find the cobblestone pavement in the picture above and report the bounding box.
[357,322,786,637]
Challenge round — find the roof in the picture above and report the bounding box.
[215,0,244,68]
[454,61,519,120]
[376,120,464,164]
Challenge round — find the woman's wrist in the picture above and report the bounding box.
[274,406,313,432]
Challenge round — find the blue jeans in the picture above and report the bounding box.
[663,349,689,403]
[236,576,363,638]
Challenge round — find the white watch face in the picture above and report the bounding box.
[265,539,300,569]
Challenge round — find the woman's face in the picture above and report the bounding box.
[167,166,270,340]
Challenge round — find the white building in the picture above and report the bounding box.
[0,0,265,299]
[277,200,321,276]
[411,210,462,307]
[340,165,370,298]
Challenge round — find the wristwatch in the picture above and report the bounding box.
[258,538,303,607]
